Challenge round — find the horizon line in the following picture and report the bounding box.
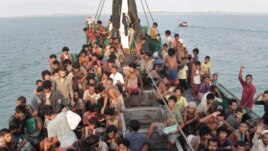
[1,11,268,18]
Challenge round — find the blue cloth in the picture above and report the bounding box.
[124,131,148,151]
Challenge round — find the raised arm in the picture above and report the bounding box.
[238,66,245,85]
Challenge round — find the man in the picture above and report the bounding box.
[165,48,178,84]
[43,105,80,151]
[83,84,101,113]
[150,22,158,40]
[109,65,125,87]
[135,37,146,58]
[238,66,256,109]
[0,129,14,151]
[165,30,173,48]
[52,67,73,101]
[254,91,268,126]
[9,105,27,135]
[251,122,268,151]
[147,96,184,149]
[124,120,148,151]
[225,99,238,117]
[203,138,219,151]
[38,80,71,117]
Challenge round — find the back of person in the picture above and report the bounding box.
[124,131,147,151]
[47,112,77,148]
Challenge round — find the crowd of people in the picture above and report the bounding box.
[0,17,268,151]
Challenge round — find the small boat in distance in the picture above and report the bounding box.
[179,21,188,27]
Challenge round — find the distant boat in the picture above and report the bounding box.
[179,21,188,27]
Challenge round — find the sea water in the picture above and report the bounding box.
[0,13,267,128]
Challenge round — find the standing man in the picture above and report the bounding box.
[238,66,256,110]
[254,90,268,125]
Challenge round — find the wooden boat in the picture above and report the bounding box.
[179,21,188,27]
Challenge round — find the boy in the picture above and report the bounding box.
[178,57,188,90]
[174,87,188,113]
[0,129,15,151]
[165,48,178,84]
[201,56,211,76]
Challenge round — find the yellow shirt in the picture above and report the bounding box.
[201,62,211,75]
[178,65,188,80]
[150,27,158,39]
[175,96,188,113]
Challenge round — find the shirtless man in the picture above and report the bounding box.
[177,40,188,62]
[60,47,73,64]
[101,79,125,115]
[155,74,174,105]
[135,37,146,59]
[165,48,179,84]
[125,63,143,107]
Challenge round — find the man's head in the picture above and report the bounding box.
[192,48,199,55]
[62,46,69,55]
[174,86,184,97]
[43,105,55,121]
[187,102,197,114]
[15,105,27,121]
[203,76,210,84]
[107,78,113,86]
[194,61,201,69]
[235,108,244,120]
[129,120,140,132]
[128,63,137,73]
[111,65,118,74]
[88,117,98,129]
[199,125,211,140]
[105,108,115,120]
[36,86,44,96]
[52,60,60,70]
[72,62,80,73]
[58,67,66,78]
[88,84,95,94]
[36,79,43,87]
[262,130,268,145]
[141,37,146,44]
[49,54,57,61]
[106,125,117,139]
[162,74,170,85]
[207,138,218,151]
[41,70,51,81]
[16,96,26,106]
[239,122,248,133]
[118,138,130,151]
[235,141,246,151]
[153,22,158,27]
[0,129,12,144]
[206,93,215,105]
[165,30,171,36]
[168,48,176,56]
[212,73,218,81]
[168,95,177,108]
[228,99,238,112]
[263,90,268,102]
[42,80,52,94]
[204,56,210,64]
[174,34,179,40]
[217,126,230,141]
[245,74,253,85]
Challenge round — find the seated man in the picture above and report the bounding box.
[225,108,244,129]
[147,96,184,149]
[225,99,238,117]
[124,120,148,151]
[9,105,27,135]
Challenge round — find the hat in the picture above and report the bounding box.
[178,39,184,44]
[261,130,268,136]
[188,102,197,108]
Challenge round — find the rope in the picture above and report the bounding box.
[144,0,155,23]
[147,72,195,151]
[95,0,103,21]
[140,0,150,27]
[96,0,106,22]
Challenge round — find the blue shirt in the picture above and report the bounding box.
[124,131,148,151]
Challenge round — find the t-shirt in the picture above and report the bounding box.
[110,72,125,86]
[201,62,211,75]
[226,114,240,129]
[164,109,182,126]
[175,96,188,113]
[178,65,188,80]
[124,131,148,151]
[47,112,77,147]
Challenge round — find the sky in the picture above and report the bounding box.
[0,0,268,17]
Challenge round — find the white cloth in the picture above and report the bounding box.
[197,92,222,113]
[251,133,268,151]
[47,112,78,148]
[110,72,125,86]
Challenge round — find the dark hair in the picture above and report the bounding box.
[165,30,171,35]
[205,56,210,60]
[107,58,115,63]
[92,53,98,57]
[62,46,69,52]
[106,125,117,134]
[210,85,217,92]
[105,108,115,116]
[118,138,131,148]
[174,86,184,94]
[228,99,238,106]
[72,62,80,69]
[208,138,218,146]
[89,117,98,126]
[42,80,52,89]
[194,61,201,66]
[168,48,176,56]
[144,52,152,57]
[235,141,246,148]
[17,96,26,104]
[199,125,211,137]
[111,65,118,70]
[85,135,99,146]
[217,126,231,136]
[109,53,117,60]
[15,105,27,114]
[0,129,11,137]
[192,48,199,54]
[236,108,243,114]
[153,22,158,26]
[129,120,140,131]
[141,37,146,41]
[174,33,179,38]
[41,70,51,79]
[52,60,60,65]
[163,43,168,47]
[162,74,170,80]
[36,86,44,93]
[168,95,177,102]
[49,54,57,59]
[246,74,252,79]
[206,93,215,100]
[63,59,72,65]
[107,78,113,82]
[58,66,66,72]
[36,79,42,85]
[128,63,137,69]
[97,20,102,24]
[43,105,54,116]
[83,27,88,31]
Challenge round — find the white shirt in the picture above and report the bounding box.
[251,133,268,151]
[110,72,125,86]
[165,36,173,48]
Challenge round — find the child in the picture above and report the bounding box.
[201,56,211,76]
[81,117,98,140]
[178,57,189,90]
[212,73,218,85]
[174,87,188,113]
[192,61,202,100]
[48,54,57,70]
[105,108,121,131]
[192,48,199,62]
[60,46,73,64]
[165,48,178,84]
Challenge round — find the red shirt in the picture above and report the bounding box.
[238,75,256,109]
